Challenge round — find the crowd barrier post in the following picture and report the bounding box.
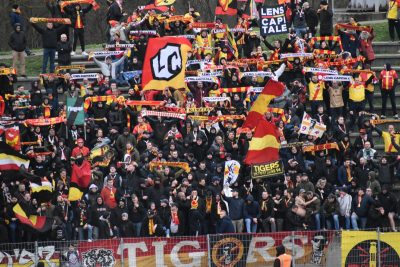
[120,238,124,267]
[291,231,296,267]
[377,228,381,267]
[34,241,38,266]
[207,234,212,267]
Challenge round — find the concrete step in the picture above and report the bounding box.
[372,42,400,54]
[333,11,387,23]
[373,54,400,66]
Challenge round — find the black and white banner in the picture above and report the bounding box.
[260,5,288,36]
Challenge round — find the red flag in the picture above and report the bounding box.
[243,79,285,130]
[215,0,238,15]
[244,119,280,165]
[5,127,21,151]
[71,160,92,188]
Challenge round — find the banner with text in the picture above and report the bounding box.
[260,5,288,36]
[251,160,284,179]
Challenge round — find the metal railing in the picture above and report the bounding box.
[0,229,398,266]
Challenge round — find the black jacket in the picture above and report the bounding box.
[318,9,333,35]
[8,29,27,52]
[216,215,235,233]
[107,2,124,22]
[31,23,67,49]
[57,41,72,65]
[304,8,319,29]
[65,4,93,28]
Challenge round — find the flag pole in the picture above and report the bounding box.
[84,122,87,141]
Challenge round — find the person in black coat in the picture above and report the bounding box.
[107,0,125,22]
[65,3,93,55]
[30,19,67,73]
[120,212,135,237]
[285,205,306,231]
[317,1,333,37]
[216,210,235,233]
[57,34,72,67]
[140,210,164,237]
[8,23,27,77]
[303,2,319,36]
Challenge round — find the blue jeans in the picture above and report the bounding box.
[42,48,56,73]
[78,225,93,240]
[9,221,18,242]
[351,213,367,230]
[313,213,321,230]
[133,222,142,237]
[244,218,257,233]
[295,27,307,37]
[326,214,340,230]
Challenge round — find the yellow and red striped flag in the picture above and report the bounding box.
[244,119,280,165]
[243,79,285,129]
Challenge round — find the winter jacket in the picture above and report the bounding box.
[304,8,319,29]
[8,28,27,52]
[338,194,352,216]
[93,55,126,79]
[352,194,374,217]
[107,2,124,22]
[243,195,261,219]
[216,215,235,233]
[223,196,244,220]
[31,23,67,49]
[322,199,340,216]
[65,4,93,28]
[318,9,333,35]
[57,41,72,65]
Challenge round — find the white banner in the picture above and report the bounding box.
[185,76,219,83]
[322,75,353,82]
[242,71,273,77]
[70,73,98,80]
[203,97,230,102]
[280,53,313,59]
[303,67,338,75]
[299,113,326,138]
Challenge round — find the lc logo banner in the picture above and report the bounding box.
[142,37,191,91]
[341,231,400,266]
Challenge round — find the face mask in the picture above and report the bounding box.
[75,157,84,165]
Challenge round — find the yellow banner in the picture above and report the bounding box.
[341,231,400,266]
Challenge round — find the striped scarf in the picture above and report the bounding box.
[24,117,65,126]
[84,96,116,111]
[191,22,217,28]
[30,18,71,24]
[302,142,339,152]
[370,119,400,125]
[149,162,190,172]
[141,110,186,120]
[189,115,245,122]
[210,86,251,95]
[186,107,214,114]
[60,0,99,12]
[335,23,372,33]
[0,68,16,75]
[55,65,85,74]
[309,36,343,51]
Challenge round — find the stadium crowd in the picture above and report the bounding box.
[0,0,400,244]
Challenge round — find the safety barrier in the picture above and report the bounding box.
[0,229,398,266]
